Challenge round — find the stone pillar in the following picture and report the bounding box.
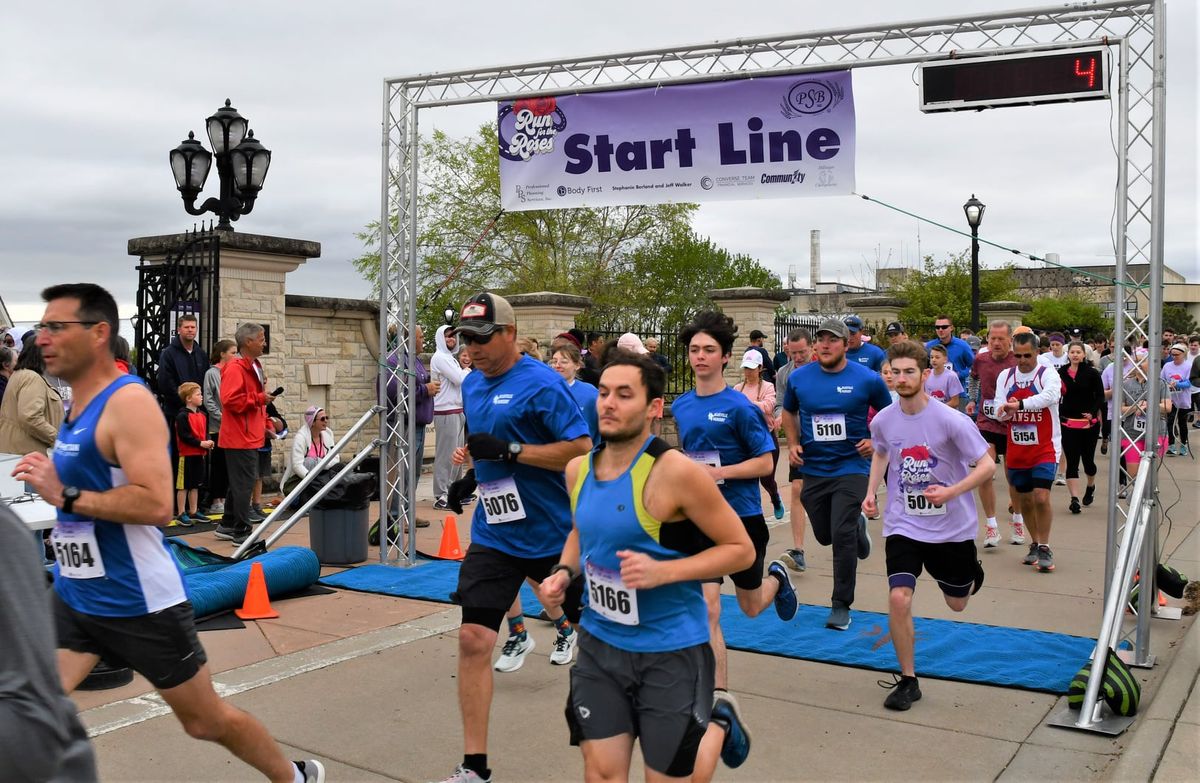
[506,291,592,354]
[846,296,908,335]
[709,287,790,386]
[980,300,1033,329]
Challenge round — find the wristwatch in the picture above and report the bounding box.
[62,485,81,514]
[507,442,524,463]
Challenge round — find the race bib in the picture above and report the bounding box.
[1011,424,1039,445]
[1133,415,1146,433]
[981,400,997,420]
[478,476,526,524]
[904,491,946,517]
[812,413,847,442]
[51,521,106,579]
[585,560,639,625]
[685,450,724,485]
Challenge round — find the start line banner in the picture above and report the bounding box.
[498,70,855,212]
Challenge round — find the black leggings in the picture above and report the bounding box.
[1166,402,1191,446]
[1061,424,1100,480]
[760,443,782,503]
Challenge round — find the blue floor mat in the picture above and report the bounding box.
[320,561,1095,694]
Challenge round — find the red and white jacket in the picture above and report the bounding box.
[994,364,1062,469]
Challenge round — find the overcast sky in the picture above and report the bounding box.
[2,0,1195,322]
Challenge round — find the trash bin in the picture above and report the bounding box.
[308,506,369,565]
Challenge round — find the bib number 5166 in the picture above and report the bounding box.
[589,581,631,616]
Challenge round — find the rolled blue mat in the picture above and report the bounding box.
[184,546,321,618]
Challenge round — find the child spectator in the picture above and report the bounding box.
[174,382,213,526]
[924,343,964,408]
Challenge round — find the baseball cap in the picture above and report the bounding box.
[748,329,767,340]
[741,350,764,369]
[454,292,515,336]
[816,318,848,340]
[617,332,649,354]
[843,315,863,333]
[885,321,903,335]
[555,331,581,348]
[1170,342,1187,355]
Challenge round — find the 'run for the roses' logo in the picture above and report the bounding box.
[498,96,567,162]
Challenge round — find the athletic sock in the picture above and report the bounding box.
[986,517,997,529]
[463,754,490,779]
[552,614,573,637]
[1013,513,1024,524]
[507,616,526,639]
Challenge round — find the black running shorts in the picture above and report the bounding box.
[981,429,1007,458]
[452,543,584,630]
[885,535,981,599]
[701,513,768,590]
[566,628,713,777]
[54,595,207,690]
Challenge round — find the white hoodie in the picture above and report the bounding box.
[431,325,470,412]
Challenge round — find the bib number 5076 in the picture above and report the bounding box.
[482,492,519,517]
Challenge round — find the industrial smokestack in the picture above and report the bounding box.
[810,230,821,287]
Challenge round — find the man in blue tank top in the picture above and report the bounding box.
[670,311,800,779]
[439,292,592,783]
[12,284,324,783]
[541,353,754,782]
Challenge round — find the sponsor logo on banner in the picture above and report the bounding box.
[498,70,856,211]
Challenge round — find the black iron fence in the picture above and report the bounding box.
[574,320,694,399]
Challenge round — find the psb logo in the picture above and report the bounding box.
[498,96,567,162]
[492,394,514,405]
[707,411,729,423]
[780,79,844,119]
[700,176,714,190]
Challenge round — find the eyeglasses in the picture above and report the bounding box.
[1013,352,1035,359]
[35,321,99,334]
[934,324,952,330]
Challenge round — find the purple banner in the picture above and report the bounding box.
[498,70,855,211]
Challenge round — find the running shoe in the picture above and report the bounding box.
[1055,474,1067,486]
[433,498,450,510]
[772,498,785,520]
[462,494,478,504]
[208,500,225,514]
[1022,542,1039,566]
[1118,487,1129,500]
[1069,497,1082,515]
[1182,445,1192,457]
[880,674,923,711]
[493,633,535,672]
[1037,545,1055,573]
[767,560,798,621]
[780,548,807,572]
[856,513,872,560]
[984,527,1001,548]
[1166,445,1178,457]
[826,601,851,631]
[437,764,492,783]
[213,525,248,544]
[549,631,577,666]
[174,514,195,528]
[1100,439,1109,455]
[711,690,751,768]
[1083,486,1096,506]
[1010,521,1027,545]
[295,760,326,783]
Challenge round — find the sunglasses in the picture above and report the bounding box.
[934,324,952,330]
[1013,352,1035,358]
[316,416,328,422]
[458,327,503,345]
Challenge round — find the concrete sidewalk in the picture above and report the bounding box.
[79,452,1200,781]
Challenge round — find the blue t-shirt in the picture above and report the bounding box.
[567,380,599,443]
[462,355,590,558]
[847,341,886,372]
[924,337,975,398]
[782,361,893,477]
[671,386,775,516]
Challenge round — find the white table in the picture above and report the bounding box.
[4,497,58,531]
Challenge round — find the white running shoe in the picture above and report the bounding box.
[435,764,492,783]
[493,634,535,672]
[984,527,1001,548]
[1054,474,1067,486]
[549,631,577,665]
[1010,521,1027,545]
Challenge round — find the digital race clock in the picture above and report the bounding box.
[920,47,1109,113]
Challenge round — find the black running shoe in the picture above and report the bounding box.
[881,675,922,711]
[1083,485,1096,506]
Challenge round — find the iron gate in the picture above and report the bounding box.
[133,226,220,406]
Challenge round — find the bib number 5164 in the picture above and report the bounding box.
[55,541,96,570]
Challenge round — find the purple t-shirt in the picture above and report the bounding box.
[870,400,988,543]
[923,368,964,404]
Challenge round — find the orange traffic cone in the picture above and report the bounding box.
[235,561,280,620]
[438,515,464,560]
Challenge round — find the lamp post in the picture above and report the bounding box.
[169,99,272,231]
[963,194,986,331]
[444,307,455,325]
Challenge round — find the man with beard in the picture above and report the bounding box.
[541,353,753,783]
[781,319,892,631]
[863,340,992,711]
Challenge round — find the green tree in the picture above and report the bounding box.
[1162,304,1198,337]
[352,123,696,331]
[1027,294,1112,336]
[897,253,1019,333]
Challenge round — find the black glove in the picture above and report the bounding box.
[447,469,478,514]
[467,433,511,462]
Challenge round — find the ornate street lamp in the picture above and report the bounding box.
[169,99,271,231]
[963,194,986,331]
[444,307,456,325]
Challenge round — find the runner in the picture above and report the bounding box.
[1119,348,1172,489]
[967,320,1022,549]
[540,353,755,783]
[774,328,812,571]
[844,315,885,371]
[924,344,963,408]
[13,283,323,783]
[781,318,892,630]
[925,315,974,407]
[994,332,1063,573]
[670,310,798,777]
[441,292,592,783]
[862,340,992,710]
